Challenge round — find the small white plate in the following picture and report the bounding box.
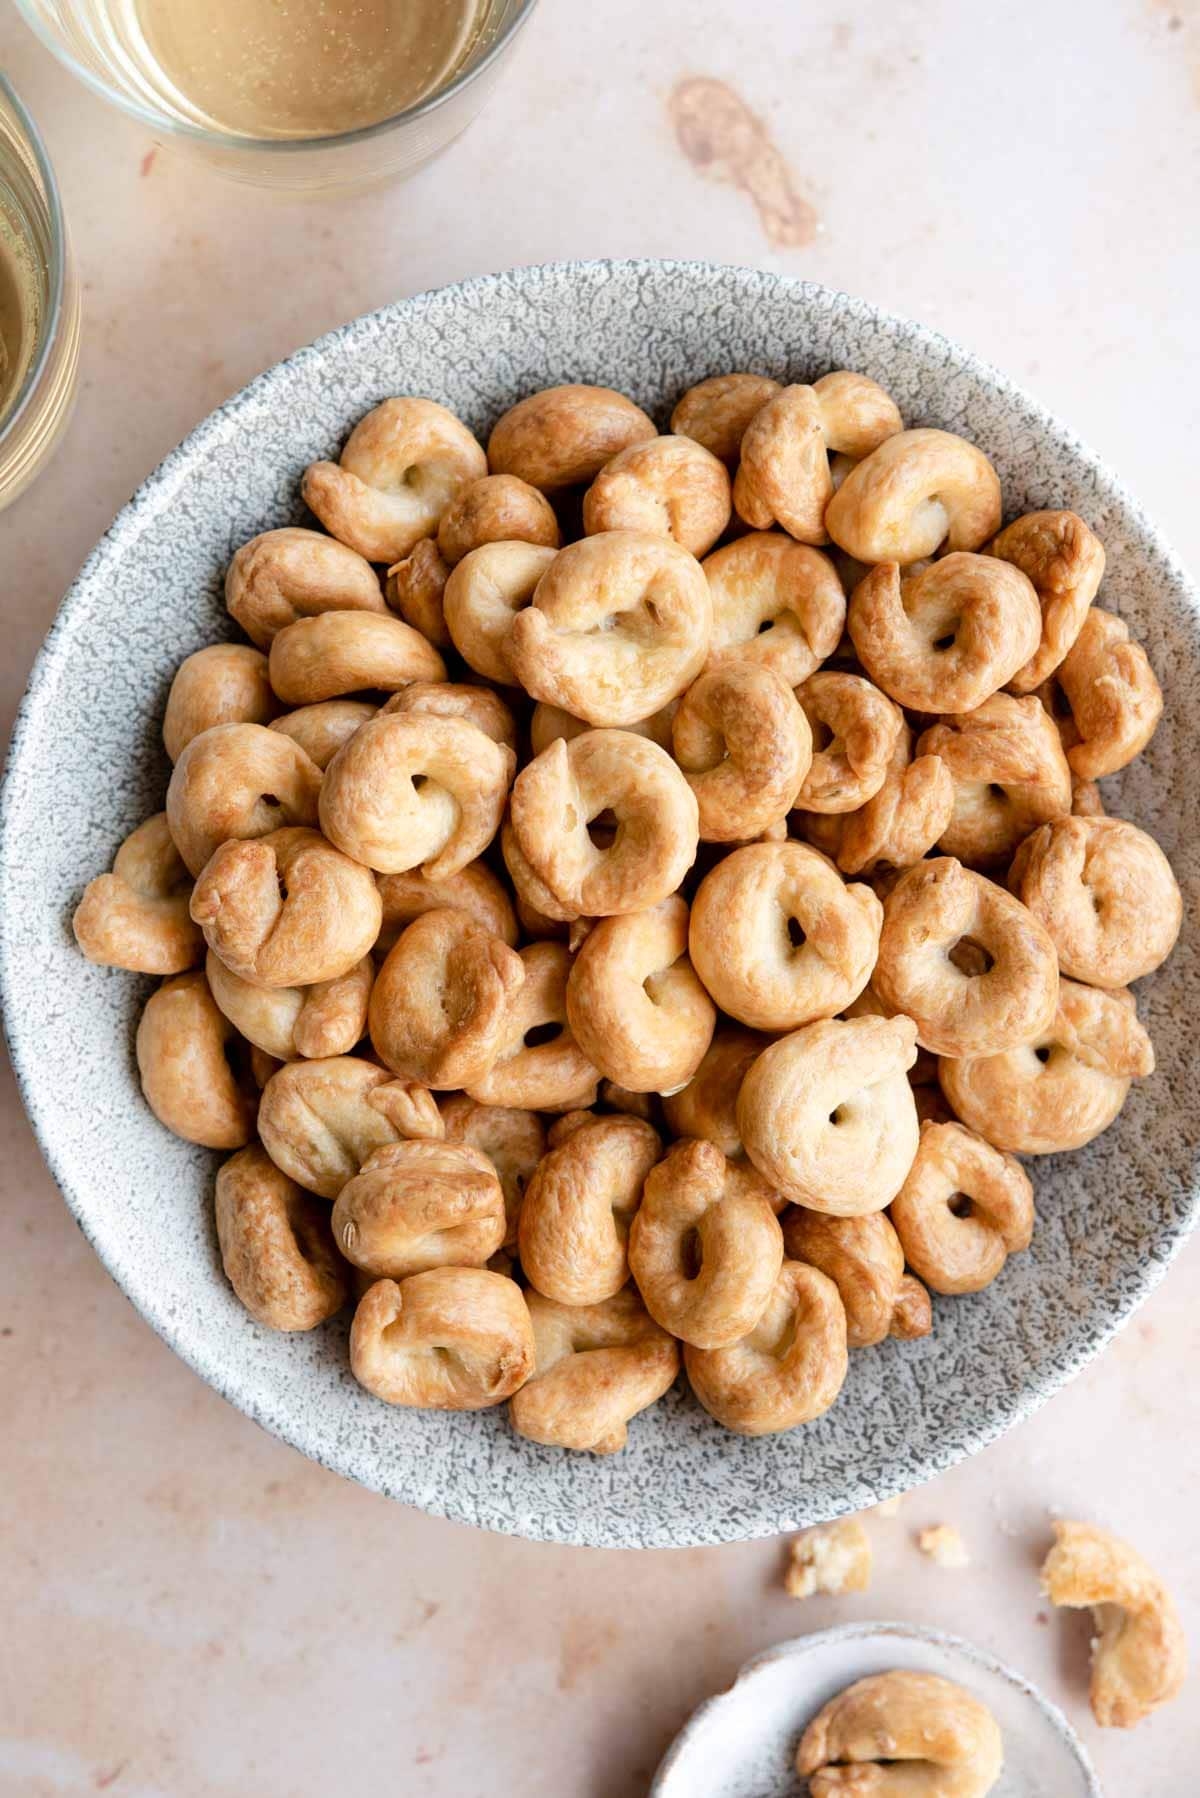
[650,1621,1101,1797]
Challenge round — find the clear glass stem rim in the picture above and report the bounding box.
[0,73,68,456]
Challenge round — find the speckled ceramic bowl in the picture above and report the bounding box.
[1,261,1196,1548]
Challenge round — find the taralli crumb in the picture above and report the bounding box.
[989,509,1105,692]
[332,1139,505,1280]
[215,1144,347,1331]
[486,383,656,492]
[733,374,902,543]
[784,1518,872,1598]
[796,1671,1003,1795]
[368,907,525,1089]
[518,1112,661,1306]
[135,969,257,1149]
[685,1259,848,1436]
[1056,607,1163,777]
[509,1285,680,1453]
[672,664,812,841]
[349,1267,534,1409]
[225,526,386,650]
[793,671,904,813]
[702,532,845,686]
[163,643,278,762]
[670,372,782,462]
[73,813,203,975]
[891,1121,1033,1296]
[582,433,731,558]
[1041,1519,1187,1728]
[826,427,1002,564]
[782,1208,931,1347]
[436,472,560,564]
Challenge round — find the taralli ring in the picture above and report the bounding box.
[793,671,904,813]
[442,541,558,685]
[702,532,845,686]
[1008,814,1182,988]
[379,679,517,752]
[302,397,487,563]
[349,1267,534,1409]
[917,693,1072,866]
[670,371,781,463]
[269,700,377,768]
[162,643,278,762]
[781,1208,931,1347]
[582,433,731,558]
[889,1119,1034,1295]
[257,1054,442,1198]
[689,842,882,1031]
[825,427,1002,563]
[215,1144,348,1331]
[662,1024,770,1160]
[206,950,373,1061]
[465,942,599,1111]
[225,526,386,649]
[733,372,902,543]
[332,1140,505,1279]
[509,1286,680,1453]
[989,508,1105,692]
[385,536,452,647]
[834,725,955,877]
[319,711,513,879]
[1055,607,1163,777]
[684,1259,848,1436]
[486,383,656,492]
[672,664,812,841]
[165,722,322,877]
[375,859,517,956]
[848,552,1042,713]
[368,908,525,1088]
[440,1097,546,1253]
[136,969,257,1149]
[518,1111,662,1306]
[628,1138,783,1347]
[267,609,447,705]
[73,813,203,974]
[507,530,713,726]
[795,1671,1004,1796]
[436,472,559,564]
[565,896,716,1094]
[873,857,1059,1057]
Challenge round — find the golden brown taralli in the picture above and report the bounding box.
[225,525,386,649]
[582,433,731,557]
[685,1259,849,1436]
[206,949,373,1061]
[332,1139,505,1279]
[702,531,845,686]
[215,1144,348,1331]
[670,371,782,462]
[136,968,257,1149]
[509,1285,680,1453]
[989,508,1105,692]
[518,1111,662,1306]
[733,372,902,543]
[486,383,656,491]
[782,1207,931,1348]
[349,1267,534,1409]
[672,663,812,841]
[73,813,203,974]
[368,908,525,1089]
[163,643,279,762]
[257,1054,442,1198]
[890,1119,1034,1295]
[165,722,322,877]
[436,472,560,564]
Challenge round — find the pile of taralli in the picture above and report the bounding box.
[73,372,1182,1453]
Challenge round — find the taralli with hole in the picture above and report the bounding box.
[384,536,452,647]
[1008,814,1182,988]
[794,671,904,812]
[511,730,698,916]
[939,978,1154,1154]
[379,678,517,752]
[703,532,845,686]
[269,700,377,769]
[989,509,1105,692]
[257,1054,442,1199]
[733,373,902,543]
[319,711,512,879]
[662,1025,770,1160]
[670,371,782,462]
[267,609,447,705]
[507,530,713,725]
[1056,606,1164,777]
[436,472,560,564]
[190,827,382,988]
[672,664,812,841]
[582,433,731,558]
[136,969,257,1150]
[73,812,203,974]
[917,693,1072,866]
[890,1119,1034,1296]
[825,427,1003,563]
[368,908,525,1089]
[873,857,1059,1058]
[518,1112,661,1306]
[1041,1519,1187,1729]
[782,1208,931,1347]
[849,553,1042,714]
[835,725,955,877]
[685,1259,848,1436]
[206,949,373,1062]
[440,1097,545,1252]
[350,1267,534,1409]
[486,383,656,492]
[442,539,558,685]
[565,896,716,1094]
[225,526,386,649]
[162,644,278,762]
[375,859,518,956]
[795,1671,1004,1796]
[165,722,322,877]
[303,397,487,563]
[689,842,882,1031]
[465,942,599,1111]
[738,1015,919,1214]
[332,1139,505,1280]
[629,1138,783,1347]
[509,1285,680,1453]
[215,1144,348,1331]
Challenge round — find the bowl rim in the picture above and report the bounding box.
[1,258,1196,1545]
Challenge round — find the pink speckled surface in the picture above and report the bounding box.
[1,2,1197,1792]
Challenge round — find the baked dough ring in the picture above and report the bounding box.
[938,978,1154,1154]
[1008,814,1182,988]
[136,969,258,1150]
[684,1259,848,1436]
[267,609,447,705]
[1056,607,1163,777]
[269,700,377,769]
[302,397,487,563]
[583,433,731,557]
[737,1015,919,1215]
[349,1268,534,1409]
[163,644,278,762]
[509,1286,680,1453]
[565,896,716,1093]
[368,908,525,1089]
[917,693,1072,867]
[662,1024,770,1160]
[835,725,955,877]
[440,1096,546,1253]
[510,730,699,916]
[319,711,513,879]
[216,1144,348,1331]
[507,530,712,726]
[989,508,1105,692]
[782,1208,931,1347]
[689,842,882,1031]
[190,827,382,988]
[629,1138,783,1347]
[889,1119,1034,1296]
[796,1671,1004,1796]
[794,671,904,813]
[873,857,1059,1058]
[670,372,782,462]
[486,383,656,491]
[702,532,845,686]
[166,722,323,877]
[436,473,559,564]
[825,427,1002,563]
[465,942,599,1111]
[733,373,902,543]
[257,1054,442,1198]
[206,949,373,1061]
[375,859,517,956]
[332,1139,505,1279]
[672,664,812,841]
[848,553,1042,713]
[385,536,452,648]
[518,1112,662,1306]
[73,813,203,975]
[225,526,386,649]
[442,541,557,685]
[378,679,517,752]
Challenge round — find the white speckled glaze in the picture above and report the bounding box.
[0,261,1196,1549]
[650,1622,1101,1797]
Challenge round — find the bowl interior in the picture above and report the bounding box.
[2,260,1197,1547]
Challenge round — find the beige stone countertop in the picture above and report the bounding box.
[1,3,1198,1792]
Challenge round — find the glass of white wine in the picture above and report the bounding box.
[13,0,536,191]
[0,75,80,512]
